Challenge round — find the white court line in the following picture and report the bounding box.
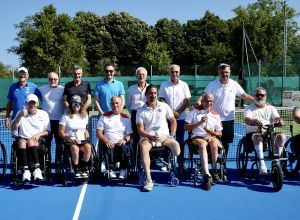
[72,182,88,220]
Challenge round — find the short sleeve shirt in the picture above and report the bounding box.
[63,81,91,105]
[126,83,148,113]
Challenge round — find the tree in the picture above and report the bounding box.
[0,62,14,78]
[9,5,87,77]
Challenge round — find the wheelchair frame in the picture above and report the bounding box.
[0,141,7,179]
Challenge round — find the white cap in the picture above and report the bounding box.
[17,67,28,74]
[26,94,39,103]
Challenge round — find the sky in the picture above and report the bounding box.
[1,0,300,68]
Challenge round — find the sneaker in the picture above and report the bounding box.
[81,167,89,178]
[109,170,117,178]
[101,162,106,172]
[33,168,43,181]
[143,179,154,192]
[160,165,168,172]
[74,169,81,178]
[203,174,212,190]
[119,170,126,179]
[259,160,268,175]
[212,170,221,182]
[22,170,31,182]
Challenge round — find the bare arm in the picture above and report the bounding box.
[293,107,300,124]
[120,95,125,111]
[94,95,104,115]
[83,94,92,111]
[241,93,255,104]
[96,129,114,148]
[136,123,157,142]
[5,100,13,128]
[169,116,177,135]
[63,95,69,108]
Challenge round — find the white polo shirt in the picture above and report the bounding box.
[136,101,174,136]
[204,78,245,121]
[126,83,149,113]
[17,109,51,139]
[59,113,89,141]
[158,79,191,120]
[96,112,132,144]
[185,107,223,138]
[39,84,65,120]
[244,104,280,133]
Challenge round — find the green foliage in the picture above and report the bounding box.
[0,62,14,78]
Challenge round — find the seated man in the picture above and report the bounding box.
[11,94,50,182]
[136,84,180,192]
[291,106,300,174]
[244,87,285,175]
[184,93,223,190]
[96,96,132,179]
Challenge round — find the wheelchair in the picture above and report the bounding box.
[179,137,227,187]
[0,141,7,179]
[55,140,99,186]
[135,141,179,187]
[10,137,51,186]
[97,140,136,181]
[236,124,287,192]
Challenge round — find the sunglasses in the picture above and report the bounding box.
[71,102,81,107]
[105,69,114,73]
[49,78,58,81]
[255,94,265,98]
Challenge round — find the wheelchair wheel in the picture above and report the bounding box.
[236,137,248,176]
[55,145,68,186]
[88,145,99,182]
[0,142,7,179]
[219,148,227,182]
[271,163,283,192]
[179,140,192,180]
[283,137,299,175]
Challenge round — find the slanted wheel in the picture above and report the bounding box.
[179,140,192,180]
[271,163,283,192]
[0,142,7,179]
[236,137,248,176]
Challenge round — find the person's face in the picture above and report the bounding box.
[146,87,157,102]
[110,97,122,114]
[48,74,59,87]
[219,67,231,83]
[73,69,82,81]
[105,66,115,81]
[71,102,81,112]
[170,67,180,83]
[254,89,267,106]
[18,71,28,83]
[27,101,38,113]
[202,95,214,109]
[136,70,147,83]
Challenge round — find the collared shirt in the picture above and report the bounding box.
[39,84,65,120]
[96,112,132,144]
[94,78,125,113]
[204,78,245,121]
[126,82,149,113]
[158,79,191,120]
[185,106,222,138]
[7,81,41,120]
[136,101,174,136]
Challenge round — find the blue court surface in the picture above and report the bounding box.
[0,162,300,220]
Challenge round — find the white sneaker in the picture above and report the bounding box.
[33,168,43,181]
[143,179,154,192]
[22,170,31,182]
[101,162,106,172]
[115,162,120,169]
[109,170,117,178]
[259,161,268,175]
[119,170,127,179]
[160,165,168,172]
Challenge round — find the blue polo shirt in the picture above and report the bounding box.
[7,82,41,119]
[94,79,125,113]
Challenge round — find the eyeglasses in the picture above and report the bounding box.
[105,69,114,73]
[49,78,58,81]
[71,102,81,108]
[255,94,265,98]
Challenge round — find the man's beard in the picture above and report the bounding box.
[255,99,265,107]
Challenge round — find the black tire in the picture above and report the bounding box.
[283,137,299,175]
[219,148,227,182]
[271,163,283,192]
[179,140,192,180]
[0,142,7,179]
[236,137,248,176]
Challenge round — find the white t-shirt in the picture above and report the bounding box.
[59,113,89,141]
[204,78,245,121]
[96,112,132,144]
[158,79,191,120]
[39,84,65,120]
[126,83,148,113]
[185,107,223,138]
[136,101,174,136]
[244,104,280,133]
[16,109,51,139]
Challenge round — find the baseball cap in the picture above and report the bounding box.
[71,95,82,104]
[26,94,39,103]
[18,67,29,74]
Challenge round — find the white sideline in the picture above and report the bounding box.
[72,182,88,220]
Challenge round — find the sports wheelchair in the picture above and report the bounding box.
[236,124,287,192]
[55,140,99,186]
[135,142,179,187]
[10,137,51,186]
[0,141,7,179]
[97,140,136,181]
[179,137,227,187]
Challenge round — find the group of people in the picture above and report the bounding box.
[4,63,299,191]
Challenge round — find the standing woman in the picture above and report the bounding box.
[59,95,91,178]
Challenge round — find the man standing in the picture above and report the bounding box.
[94,64,125,115]
[204,63,254,157]
[5,67,40,128]
[159,64,191,168]
[63,65,91,111]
